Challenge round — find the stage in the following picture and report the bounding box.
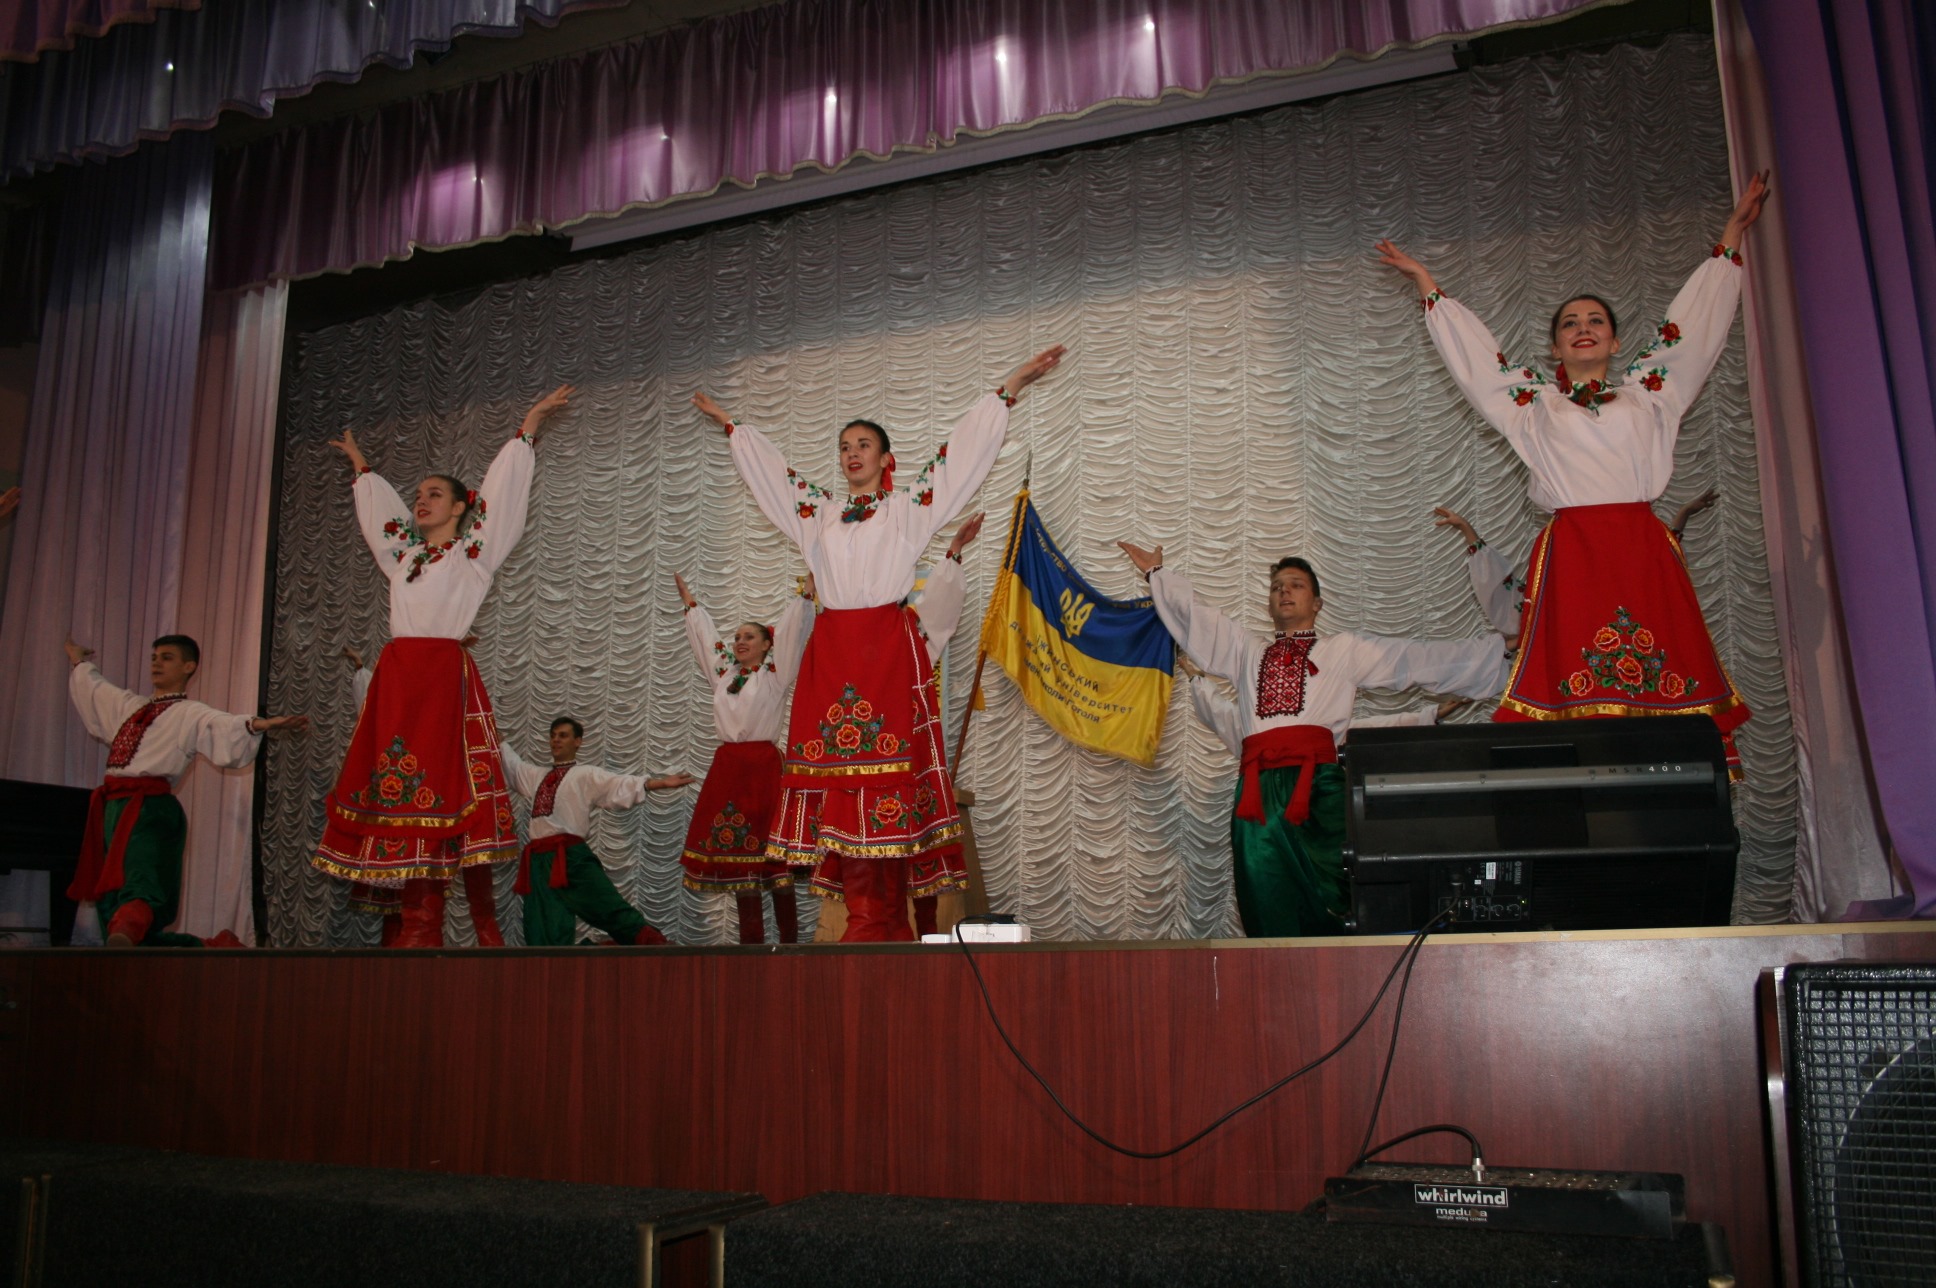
[5,922,1932,1286]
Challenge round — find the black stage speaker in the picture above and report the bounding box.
[1341,716,1737,933]
[1763,963,1936,1288]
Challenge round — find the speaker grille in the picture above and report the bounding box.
[1784,964,1936,1288]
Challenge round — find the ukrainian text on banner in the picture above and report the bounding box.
[977,490,1173,766]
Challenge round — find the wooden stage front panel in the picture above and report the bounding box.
[4,924,1932,1287]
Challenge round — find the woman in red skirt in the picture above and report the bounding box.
[675,571,815,943]
[1376,175,1770,774]
[692,346,1065,941]
[312,385,575,946]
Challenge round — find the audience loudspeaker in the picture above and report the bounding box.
[1762,962,1936,1287]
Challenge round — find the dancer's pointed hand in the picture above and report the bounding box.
[1002,346,1067,396]
[692,392,731,431]
[327,429,369,474]
[673,572,697,610]
[1118,540,1163,575]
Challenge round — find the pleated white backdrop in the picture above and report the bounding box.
[260,34,1795,946]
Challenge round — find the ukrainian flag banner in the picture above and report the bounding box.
[975,490,1173,766]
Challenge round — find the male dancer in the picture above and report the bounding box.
[1117,546,1509,937]
[65,635,306,946]
[500,718,693,946]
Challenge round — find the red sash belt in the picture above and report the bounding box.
[515,833,582,895]
[69,775,173,901]
[1236,727,1338,827]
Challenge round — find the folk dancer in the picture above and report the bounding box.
[1375,174,1769,773]
[65,635,306,946]
[693,345,1064,941]
[1117,548,1509,937]
[311,386,576,947]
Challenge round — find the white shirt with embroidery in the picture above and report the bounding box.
[1150,568,1506,743]
[684,594,814,745]
[1186,679,1437,759]
[69,663,261,783]
[500,742,653,842]
[1465,541,1524,637]
[1424,253,1742,511]
[727,393,1008,609]
[352,435,535,638]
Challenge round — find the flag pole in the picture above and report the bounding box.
[951,467,1030,775]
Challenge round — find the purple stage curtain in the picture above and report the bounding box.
[0,136,211,932]
[211,0,1606,289]
[1742,0,1936,918]
[0,0,613,177]
[0,0,194,63]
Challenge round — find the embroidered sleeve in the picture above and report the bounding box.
[1188,678,1246,758]
[68,661,144,744]
[352,469,414,577]
[770,593,815,688]
[470,435,537,576]
[189,702,263,770]
[1146,568,1258,691]
[1339,631,1508,702]
[906,392,1010,547]
[910,555,967,658]
[683,602,720,680]
[352,665,374,712]
[498,741,545,801]
[1422,294,1546,456]
[727,421,818,548]
[1464,540,1523,638]
[1618,252,1743,427]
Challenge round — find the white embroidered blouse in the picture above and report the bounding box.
[499,742,654,842]
[1423,252,1742,511]
[1150,568,1506,743]
[685,593,814,745]
[726,394,1008,609]
[352,435,535,638]
[69,664,261,783]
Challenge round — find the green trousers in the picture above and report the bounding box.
[1228,762,1348,938]
[521,842,650,946]
[95,795,208,947]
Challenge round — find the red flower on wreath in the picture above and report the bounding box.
[383,520,402,536]
[877,732,901,755]
[466,545,481,559]
[917,489,935,506]
[399,753,419,774]
[872,795,906,826]
[1639,367,1666,392]
[800,738,825,761]
[835,724,863,752]
[1573,606,1695,701]
[413,786,436,808]
[1659,672,1688,700]
[797,502,817,518]
[1513,389,1537,406]
[1657,321,1682,346]
[1593,627,1622,651]
[851,699,874,721]
[1615,656,1645,688]
[1567,670,1594,696]
[1632,627,1656,654]
[471,758,491,782]
[376,751,394,772]
[379,775,405,802]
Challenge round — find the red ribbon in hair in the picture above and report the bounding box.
[880,453,896,491]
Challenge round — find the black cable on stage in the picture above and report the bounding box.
[1356,1124,1486,1168]
[952,911,1444,1161]
[1351,905,1452,1168]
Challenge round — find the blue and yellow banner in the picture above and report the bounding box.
[976,490,1173,766]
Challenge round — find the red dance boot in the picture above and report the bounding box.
[881,858,916,943]
[379,914,402,948]
[394,879,445,949]
[839,858,890,943]
[913,895,939,939]
[736,893,767,944]
[772,886,799,944]
[202,929,246,948]
[462,865,504,947]
[632,925,669,946]
[105,900,154,947]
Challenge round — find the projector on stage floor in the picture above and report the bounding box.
[926,920,1031,943]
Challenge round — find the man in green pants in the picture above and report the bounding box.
[65,634,307,946]
[1116,548,1509,937]
[501,718,693,945]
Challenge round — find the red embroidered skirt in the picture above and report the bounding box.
[1498,502,1750,767]
[681,739,789,894]
[766,604,967,899]
[312,637,518,887]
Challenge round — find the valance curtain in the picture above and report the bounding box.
[0,0,193,63]
[0,0,610,177]
[211,0,1610,289]
[1740,0,1936,918]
